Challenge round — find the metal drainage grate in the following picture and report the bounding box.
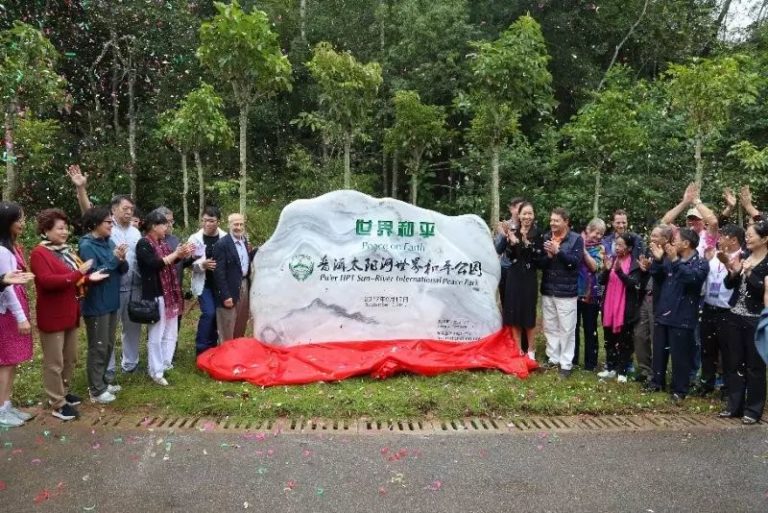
[28,410,766,435]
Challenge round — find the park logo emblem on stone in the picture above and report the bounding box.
[251,190,502,346]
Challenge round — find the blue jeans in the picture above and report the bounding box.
[195,287,218,355]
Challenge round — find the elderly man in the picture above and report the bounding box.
[213,213,255,342]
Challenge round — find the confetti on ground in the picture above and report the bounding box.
[302,449,312,458]
[378,486,387,495]
[31,458,42,464]
[283,480,297,492]
[315,487,325,496]
[0,481,6,491]
[91,442,101,450]
[257,467,268,475]
[140,418,152,428]
[199,421,216,432]
[243,501,249,508]
[425,480,442,491]
[83,505,96,511]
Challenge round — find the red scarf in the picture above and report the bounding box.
[147,236,182,319]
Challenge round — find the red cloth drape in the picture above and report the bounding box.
[197,327,536,386]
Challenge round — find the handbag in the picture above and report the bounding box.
[127,279,160,324]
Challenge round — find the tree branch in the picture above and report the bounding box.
[597,0,650,91]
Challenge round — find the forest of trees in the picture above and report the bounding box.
[3,0,768,241]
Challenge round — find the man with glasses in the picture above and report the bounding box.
[188,207,226,354]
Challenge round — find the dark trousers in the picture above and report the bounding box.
[723,313,766,419]
[700,304,730,389]
[195,287,219,355]
[633,295,654,379]
[84,312,118,396]
[574,299,600,370]
[652,323,695,396]
[604,324,635,373]
[498,266,508,306]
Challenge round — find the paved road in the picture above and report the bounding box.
[1,416,766,513]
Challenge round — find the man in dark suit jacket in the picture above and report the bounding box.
[213,213,255,342]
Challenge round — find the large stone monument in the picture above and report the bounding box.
[250,191,501,345]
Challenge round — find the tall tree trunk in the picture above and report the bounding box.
[391,152,398,200]
[410,157,420,206]
[110,31,121,134]
[343,131,352,189]
[181,152,189,229]
[381,150,388,197]
[127,66,137,199]
[238,104,249,214]
[593,167,602,218]
[194,150,205,221]
[490,147,500,227]
[3,105,16,201]
[694,133,703,187]
[299,0,307,44]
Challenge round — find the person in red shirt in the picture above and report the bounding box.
[30,209,107,421]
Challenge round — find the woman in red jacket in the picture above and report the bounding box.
[30,209,107,421]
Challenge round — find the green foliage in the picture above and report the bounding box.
[385,90,448,170]
[157,83,233,153]
[665,55,760,140]
[728,140,768,171]
[381,0,476,105]
[304,42,382,139]
[197,1,293,108]
[0,21,66,110]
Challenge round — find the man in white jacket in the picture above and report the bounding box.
[187,207,227,355]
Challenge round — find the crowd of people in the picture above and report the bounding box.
[0,166,255,427]
[496,183,768,425]
[1,168,767,428]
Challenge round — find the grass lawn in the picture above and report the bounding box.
[11,304,728,421]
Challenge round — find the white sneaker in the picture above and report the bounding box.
[90,391,117,404]
[0,409,25,427]
[597,369,616,379]
[106,384,122,394]
[8,406,33,422]
[617,374,628,383]
[153,376,169,386]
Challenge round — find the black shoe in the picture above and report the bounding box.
[65,393,81,406]
[123,365,139,374]
[540,361,558,370]
[742,416,759,425]
[558,368,572,379]
[52,404,79,421]
[670,393,685,405]
[717,410,738,418]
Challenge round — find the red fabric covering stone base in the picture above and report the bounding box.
[196,327,537,386]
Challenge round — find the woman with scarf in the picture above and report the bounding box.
[136,210,194,386]
[0,202,35,428]
[575,218,606,371]
[30,209,108,421]
[599,233,646,383]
